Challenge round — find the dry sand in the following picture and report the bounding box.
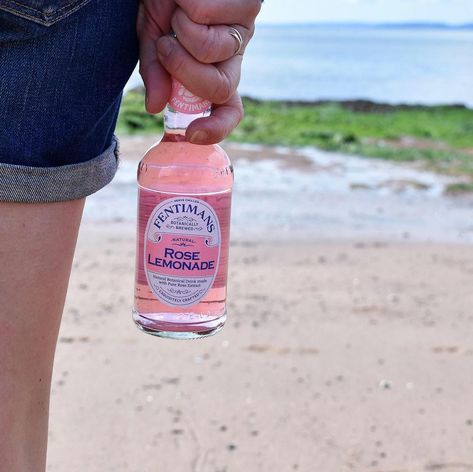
[47,218,473,472]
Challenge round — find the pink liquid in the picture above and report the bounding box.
[133,134,233,339]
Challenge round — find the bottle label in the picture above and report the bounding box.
[169,79,212,115]
[144,196,221,307]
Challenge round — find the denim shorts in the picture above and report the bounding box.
[0,0,139,203]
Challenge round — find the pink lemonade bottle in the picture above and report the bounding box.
[132,79,233,339]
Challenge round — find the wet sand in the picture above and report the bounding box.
[47,138,473,471]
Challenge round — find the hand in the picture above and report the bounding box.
[137,0,262,144]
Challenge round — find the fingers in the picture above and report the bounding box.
[157,35,242,104]
[171,8,253,64]
[137,0,260,144]
[139,36,171,113]
[174,0,262,27]
[137,1,184,114]
[186,93,244,144]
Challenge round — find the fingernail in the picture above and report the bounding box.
[190,130,209,144]
[157,37,173,58]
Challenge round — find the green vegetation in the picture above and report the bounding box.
[117,89,473,178]
[445,182,473,195]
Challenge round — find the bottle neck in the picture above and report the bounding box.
[164,79,211,139]
[164,105,210,137]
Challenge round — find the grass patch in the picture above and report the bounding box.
[117,89,473,177]
[445,182,473,195]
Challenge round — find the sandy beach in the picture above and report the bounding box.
[47,137,473,472]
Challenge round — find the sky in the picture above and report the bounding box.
[257,0,473,24]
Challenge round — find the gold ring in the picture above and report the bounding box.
[228,27,243,56]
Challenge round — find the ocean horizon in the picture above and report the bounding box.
[256,22,473,29]
[126,23,473,107]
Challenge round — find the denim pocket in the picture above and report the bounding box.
[0,0,92,26]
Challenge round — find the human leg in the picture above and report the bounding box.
[0,1,140,470]
[0,199,84,472]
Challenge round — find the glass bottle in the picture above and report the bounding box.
[133,79,233,339]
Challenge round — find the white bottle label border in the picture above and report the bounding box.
[144,196,221,307]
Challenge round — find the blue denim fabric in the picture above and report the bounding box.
[0,0,139,202]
